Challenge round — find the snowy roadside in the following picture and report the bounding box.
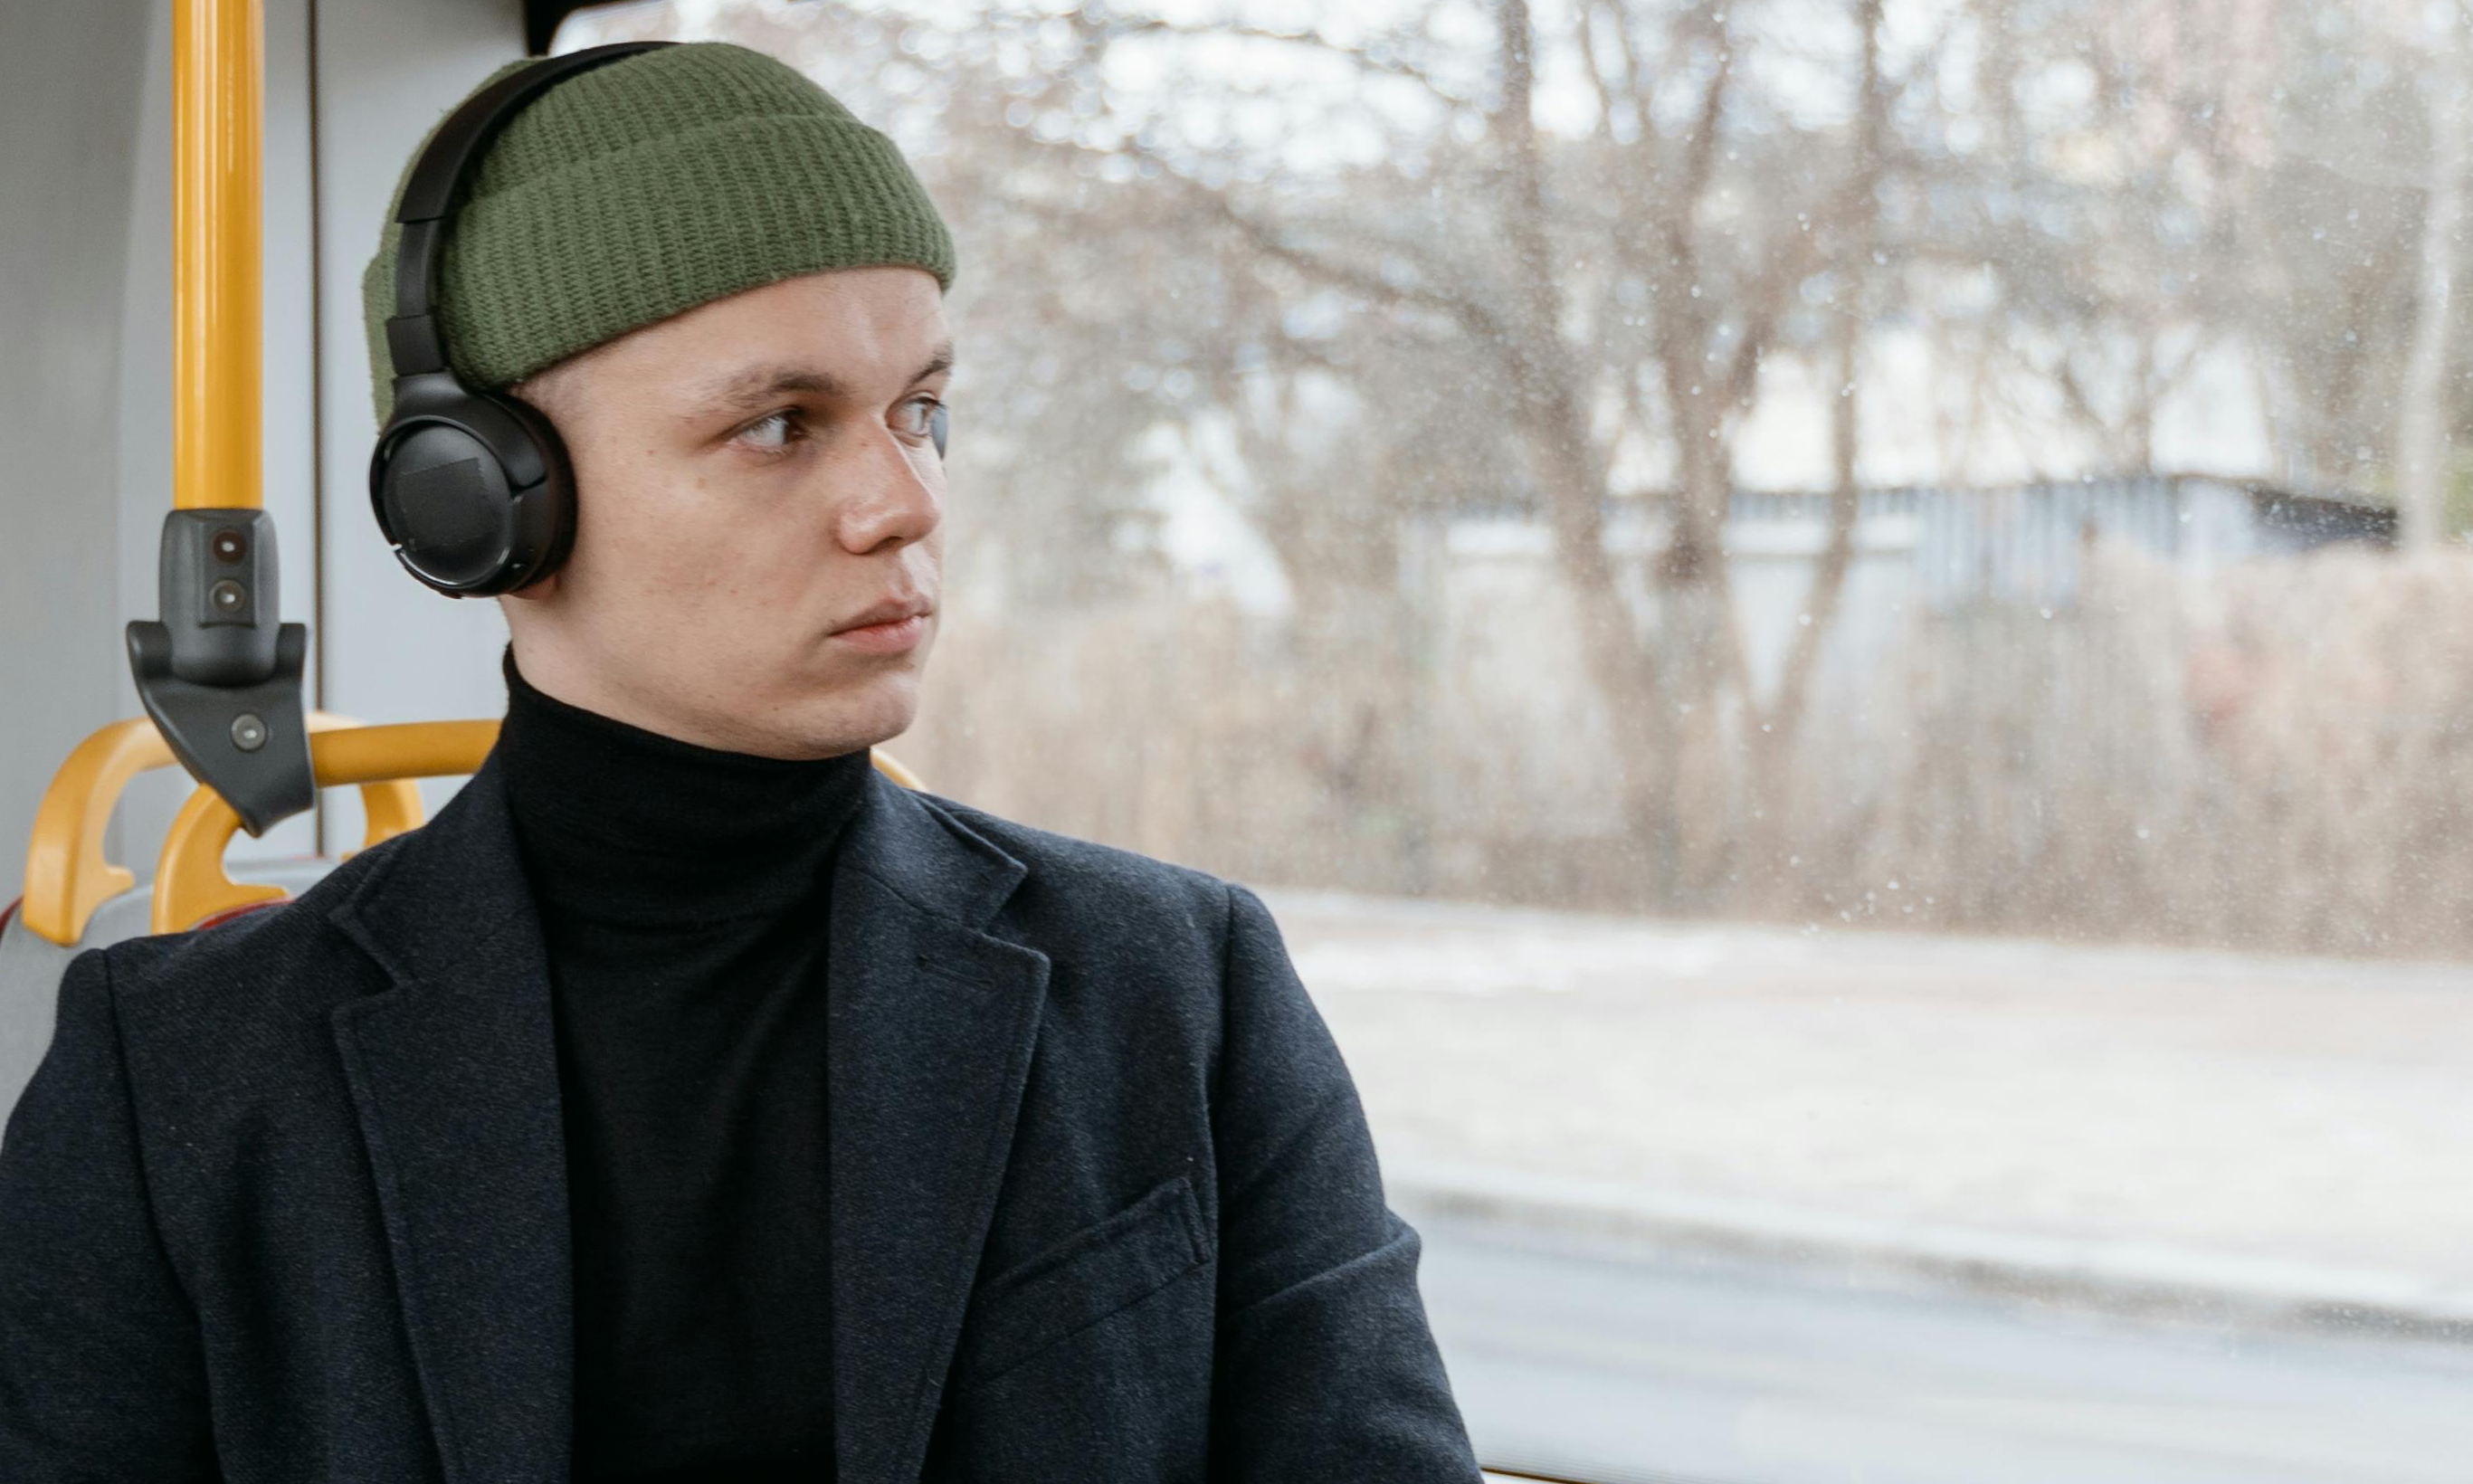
[1256,888,2473,1340]
[1382,1160,2473,1343]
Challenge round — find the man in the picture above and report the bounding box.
[0,41,1481,1484]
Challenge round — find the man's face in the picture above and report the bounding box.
[503,266,952,759]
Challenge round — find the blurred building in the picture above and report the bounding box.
[1406,475,2392,839]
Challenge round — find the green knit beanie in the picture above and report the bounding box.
[360,42,956,428]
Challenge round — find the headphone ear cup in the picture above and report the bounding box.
[484,388,578,592]
[368,387,574,597]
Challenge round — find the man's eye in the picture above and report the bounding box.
[737,410,803,453]
[899,395,944,438]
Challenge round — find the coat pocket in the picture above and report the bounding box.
[965,1174,1208,1384]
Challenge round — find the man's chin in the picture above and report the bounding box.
[763,672,922,761]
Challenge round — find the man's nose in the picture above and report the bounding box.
[833,423,942,554]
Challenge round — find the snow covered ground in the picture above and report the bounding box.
[1257,889,2473,1321]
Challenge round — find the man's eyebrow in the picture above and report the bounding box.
[685,341,956,421]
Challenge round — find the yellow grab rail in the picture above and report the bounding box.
[15,0,280,947]
[151,723,927,935]
[870,749,924,791]
[19,712,415,947]
[153,721,492,934]
[175,0,262,511]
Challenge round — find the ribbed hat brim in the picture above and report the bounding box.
[360,43,956,429]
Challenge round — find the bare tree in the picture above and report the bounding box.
[1742,0,1887,898]
[2396,1,2470,549]
[949,0,1918,902]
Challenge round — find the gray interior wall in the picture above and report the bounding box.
[0,3,154,899]
[313,0,528,848]
[2,0,322,902]
[0,0,520,926]
[2,0,325,1091]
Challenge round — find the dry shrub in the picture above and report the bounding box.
[903,547,2473,959]
[1801,542,2473,955]
[903,589,1434,894]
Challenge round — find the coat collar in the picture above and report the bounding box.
[327,750,1050,1484]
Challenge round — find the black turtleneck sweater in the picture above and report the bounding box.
[495,647,871,1483]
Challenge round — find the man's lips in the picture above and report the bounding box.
[829,606,932,655]
[833,595,932,633]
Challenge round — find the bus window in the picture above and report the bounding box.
[551,1,2473,1479]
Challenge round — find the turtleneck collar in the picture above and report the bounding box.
[495,645,875,928]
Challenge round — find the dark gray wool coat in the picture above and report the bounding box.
[0,751,1482,1483]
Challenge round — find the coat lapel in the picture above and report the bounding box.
[828,770,1050,1484]
[327,755,575,1484]
[319,753,1048,1484]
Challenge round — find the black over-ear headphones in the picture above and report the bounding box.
[369,42,675,597]
[369,43,956,599]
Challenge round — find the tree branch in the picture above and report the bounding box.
[1107,18,1471,104]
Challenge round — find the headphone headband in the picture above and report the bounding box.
[383,41,676,381]
[369,42,672,599]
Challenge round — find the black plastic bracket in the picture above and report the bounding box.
[126,509,314,839]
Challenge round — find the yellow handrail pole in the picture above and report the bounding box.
[174,0,262,511]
